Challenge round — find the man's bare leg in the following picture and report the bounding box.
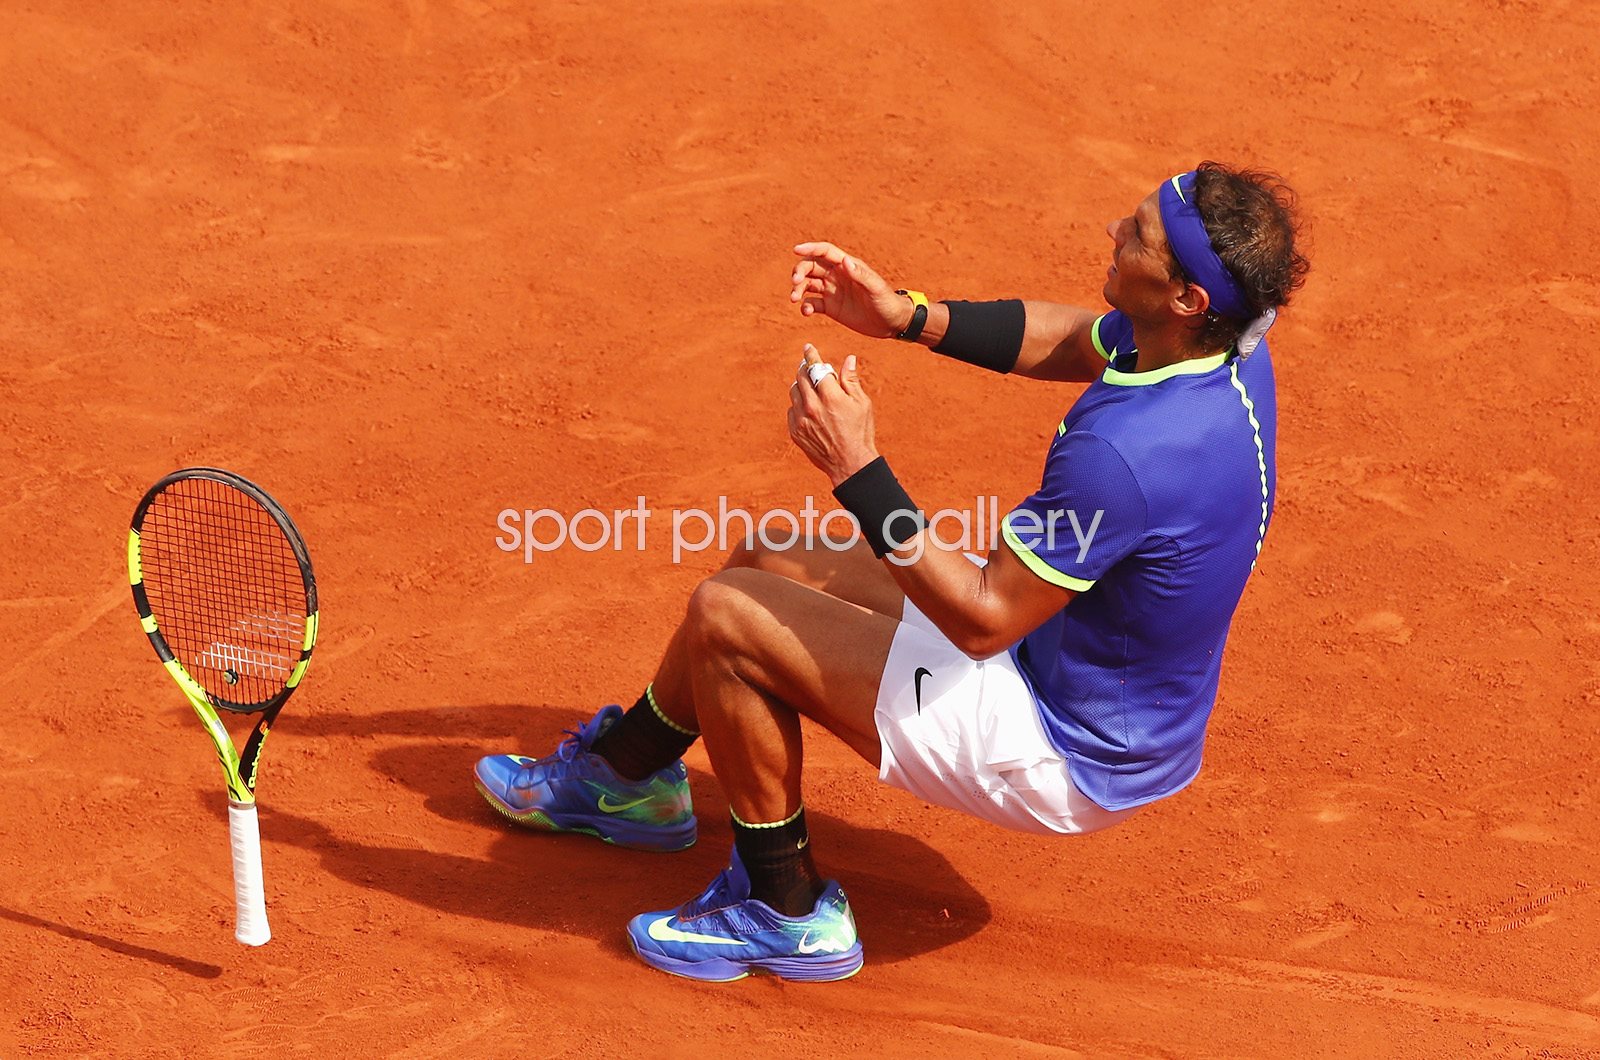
[590,557,896,915]
[680,565,898,804]
[659,564,898,922]
[641,535,900,735]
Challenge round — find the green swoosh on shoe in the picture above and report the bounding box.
[647,916,748,946]
[596,792,654,813]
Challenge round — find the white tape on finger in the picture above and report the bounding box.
[228,800,271,946]
[807,362,836,387]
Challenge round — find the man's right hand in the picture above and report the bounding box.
[790,242,914,339]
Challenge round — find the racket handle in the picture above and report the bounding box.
[227,800,271,946]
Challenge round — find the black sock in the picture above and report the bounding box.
[732,807,824,917]
[589,686,698,782]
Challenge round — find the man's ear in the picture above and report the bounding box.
[1172,282,1211,320]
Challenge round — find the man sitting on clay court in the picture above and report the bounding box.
[475,161,1309,983]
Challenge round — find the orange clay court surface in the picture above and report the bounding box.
[3,2,1600,1057]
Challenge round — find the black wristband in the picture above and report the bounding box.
[832,457,926,559]
[933,299,1026,374]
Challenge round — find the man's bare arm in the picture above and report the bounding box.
[790,243,1107,384]
[1012,302,1107,382]
[902,300,1101,382]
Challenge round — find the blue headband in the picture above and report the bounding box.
[1157,172,1252,321]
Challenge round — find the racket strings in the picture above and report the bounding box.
[140,477,308,709]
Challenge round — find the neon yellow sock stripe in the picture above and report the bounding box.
[1229,362,1270,569]
[647,684,698,736]
[729,804,803,829]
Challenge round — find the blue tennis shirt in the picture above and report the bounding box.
[1001,310,1277,811]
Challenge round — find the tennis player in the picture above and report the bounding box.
[475,161,1309,982]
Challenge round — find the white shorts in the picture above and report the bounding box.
[873,562,1139,837]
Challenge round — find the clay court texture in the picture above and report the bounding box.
[3,1,1599,1056]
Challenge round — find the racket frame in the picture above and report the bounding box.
[129,467,319,802]
[127,467,319,945]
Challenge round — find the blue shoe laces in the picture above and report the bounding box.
[513,722,596,784]
[679,865,740,919]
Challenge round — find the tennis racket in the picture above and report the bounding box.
[127,468,320,946]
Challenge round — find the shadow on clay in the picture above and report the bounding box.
[0,905,223,980]
[266,702,993,965]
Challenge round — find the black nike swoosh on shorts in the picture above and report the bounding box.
[913,667,933,715]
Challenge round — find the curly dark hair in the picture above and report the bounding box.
[1168,161,1310,352]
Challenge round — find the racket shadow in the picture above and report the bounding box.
[263,703,992,965]
[0,905,223,979]
[289,702,543,741]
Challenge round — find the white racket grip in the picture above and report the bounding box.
[227,800,271,946]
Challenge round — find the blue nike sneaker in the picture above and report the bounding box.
[473,705,696,852]
[626,848,863,982]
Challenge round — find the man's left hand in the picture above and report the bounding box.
[787,344,879,488]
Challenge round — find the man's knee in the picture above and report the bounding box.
[684,568,768,656]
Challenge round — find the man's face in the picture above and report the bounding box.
[1102,189,1186,317]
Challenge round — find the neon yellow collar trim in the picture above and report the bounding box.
[1102,350,1229,387]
